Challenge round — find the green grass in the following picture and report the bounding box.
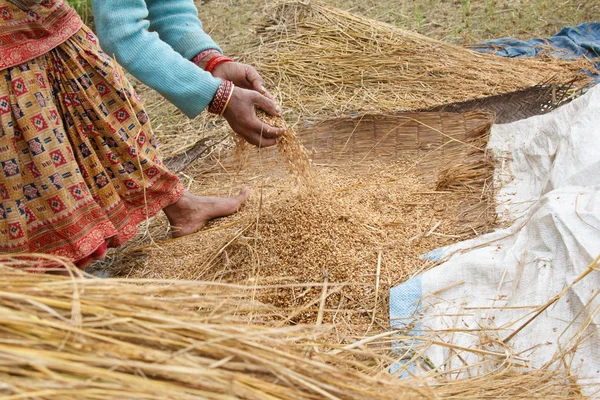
[415,5,425,30]
[66,0,93,27]
[197,0,600,51]
[326,0,599,44]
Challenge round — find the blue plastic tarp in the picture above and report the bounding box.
[471,22,600,83]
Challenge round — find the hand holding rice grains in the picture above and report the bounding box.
[254,108,315,186]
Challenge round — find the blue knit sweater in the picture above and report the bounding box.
[91,0,222,118]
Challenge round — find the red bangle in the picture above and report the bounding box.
[205,55,233,73]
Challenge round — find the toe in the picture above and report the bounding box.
[223,186,250,215]
[236,186,250,206]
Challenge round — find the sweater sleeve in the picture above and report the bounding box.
[91,0,221,118]
[146,0,222,60]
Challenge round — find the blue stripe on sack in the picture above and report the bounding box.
[389,275,423,378]
[420,246,449,263]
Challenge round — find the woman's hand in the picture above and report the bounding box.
[212,62,274,99]
[222,86,285,148]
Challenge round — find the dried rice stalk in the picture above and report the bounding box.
[436,159,494,193]
[0,260,587,399]
[244,1,592,118]
[0,261,425,400]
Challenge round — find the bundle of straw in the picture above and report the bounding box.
[0,258,586,399]
[244,1,591,118]
[0,262,423,400]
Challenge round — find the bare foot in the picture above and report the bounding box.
[163,188,250,238]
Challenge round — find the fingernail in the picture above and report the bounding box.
[276,106,282,115]
[261,86,267,94]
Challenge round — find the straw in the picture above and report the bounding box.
[0,261,588,399]
[0,262,425,400]
[242,1,591,119]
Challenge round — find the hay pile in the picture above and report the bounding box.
[244,1,590,117]
[0,263,417,399]
[0,263,586,399]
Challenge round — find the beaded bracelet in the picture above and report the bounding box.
[208,80,234,115]
[205,55,233,73]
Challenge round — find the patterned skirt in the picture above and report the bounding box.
[0,26,184,269]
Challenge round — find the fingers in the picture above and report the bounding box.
[244,65,275,99]
[255,135,277,148]
[212,61,275,99]
[252,91,282,117]
[227,115,281,147]
[244,114,284,139]
[245,66,265,93]
[243,93,286,144]
[243,130,278,148]
[222,87,284,148]
[234,117,281,147]
[261,87,275,100]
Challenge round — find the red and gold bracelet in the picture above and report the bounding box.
[205,55,233,73]
[191,49,221,67]
[208,80,234,115]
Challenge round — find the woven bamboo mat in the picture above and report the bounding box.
[424,84,579,124]
[206,111,493,185]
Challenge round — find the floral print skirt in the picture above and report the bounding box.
[0,26,184,270]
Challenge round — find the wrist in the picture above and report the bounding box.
[205,55,234,74]
[191,49,221,69]
[208,80,235,116]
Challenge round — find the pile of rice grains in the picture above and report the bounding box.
[117,112,493,340]
[110,0,594,338]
